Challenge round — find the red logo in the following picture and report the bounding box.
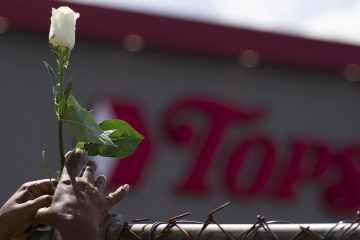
[93,96,360,213]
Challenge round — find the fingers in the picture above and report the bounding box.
[28,179,56,197]
[81,160,97,183]
[94,175,107,194]
[62,149,85,180]
[17,179,57,202]
[106,184,130,209]
[21,195,53,215]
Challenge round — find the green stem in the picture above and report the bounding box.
[59,56,64,97]
[58,119,65,171]
[58,55,65,176]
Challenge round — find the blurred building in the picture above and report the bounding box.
[1,0,360,223]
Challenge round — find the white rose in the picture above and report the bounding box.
[49,6,80,49]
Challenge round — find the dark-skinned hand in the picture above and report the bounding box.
[35,149,129,240]
[0,179,54,240]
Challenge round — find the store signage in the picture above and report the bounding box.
[96,96,360,213]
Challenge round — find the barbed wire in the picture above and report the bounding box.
[115,202,360,240]
[27,202,360,240]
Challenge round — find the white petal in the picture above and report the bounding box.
[48,6,80,49]
[57,6,75,14]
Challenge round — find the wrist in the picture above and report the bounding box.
[57,214,99,240]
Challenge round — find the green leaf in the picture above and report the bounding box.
[76,141,85,149]
[84,119,144,158]
[99,119,144,141]
[62,95,114,145]
[43,61,59,97]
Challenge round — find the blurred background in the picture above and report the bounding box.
[1,0,360,223]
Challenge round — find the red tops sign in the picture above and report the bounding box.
[94,96,360,214]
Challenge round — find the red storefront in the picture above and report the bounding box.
[1,0,360,222]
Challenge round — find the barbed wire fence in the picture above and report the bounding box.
[106,202,360,240]
[30,201,360,240]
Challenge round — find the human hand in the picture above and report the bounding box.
[0,179,54,240]
[35,149,129,240]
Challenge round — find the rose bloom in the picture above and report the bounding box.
[49,6,80,49]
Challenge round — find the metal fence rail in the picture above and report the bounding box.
[116,202,360,240]
[29,202,360,240]
[126,223,360,240]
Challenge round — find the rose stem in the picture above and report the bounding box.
[58,56,65,174]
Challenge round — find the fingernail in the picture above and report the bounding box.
[86,160,97,171]
[65,149,83,159]
[122,184,130,192]
[75,148,84,155]
[96,175,107,184]
[64,150,73,158]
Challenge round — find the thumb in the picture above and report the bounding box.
[35,207,56,227]
[35,206,48,221]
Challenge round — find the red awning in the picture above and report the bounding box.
[2,0,360,72]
